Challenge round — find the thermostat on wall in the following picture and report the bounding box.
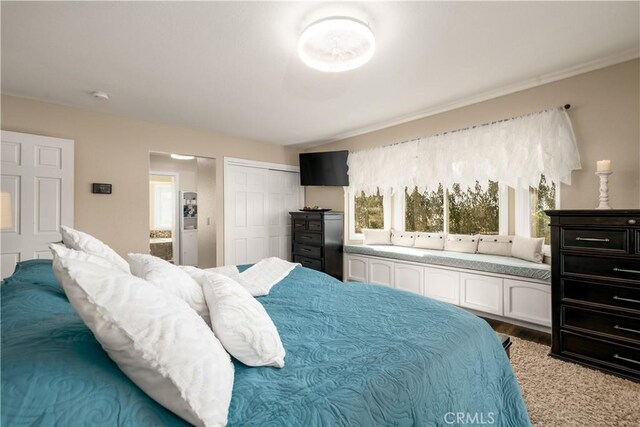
[92,183,112,194]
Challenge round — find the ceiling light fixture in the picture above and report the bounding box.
[298,17,375,73]
[170,154,195,160]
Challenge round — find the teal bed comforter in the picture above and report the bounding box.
[2,260,530,426]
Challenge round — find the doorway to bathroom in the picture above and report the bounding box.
[149,152,216,267]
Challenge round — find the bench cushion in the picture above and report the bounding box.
[344,244,551,282]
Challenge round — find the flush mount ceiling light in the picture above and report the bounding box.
[170,154,195,160]
[298,17,375,72]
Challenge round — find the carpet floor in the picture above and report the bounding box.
[509,337,640,426]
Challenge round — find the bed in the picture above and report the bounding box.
[1,259,530,426]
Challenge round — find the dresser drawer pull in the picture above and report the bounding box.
[301,248,311,252]
[614,325,640,334]
[301,235,313,240]
[575,237,610,243]
[613,354,640,365]
[613,296,640,304]
[613,267,640,274]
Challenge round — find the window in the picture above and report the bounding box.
[150,182,174,230]
[448,181,499,234]
[354,190,384,233]
[350,189,390,239]
[404,185,444,232]
[403,181,500,234]
[530,175,556,244]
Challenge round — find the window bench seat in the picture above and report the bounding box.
[344,244,550,282]
[344,244,551,331]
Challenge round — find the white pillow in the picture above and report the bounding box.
[512,236,544,263]
[202,271,285,368]
[128,253,209,322]
[414,232,446,250]
[206,265,242,281]
[543,244,552,265]
[444,234,480,254]
[228,257,298,297]
[50,243,118,270]
[60,225,130,273]
[477,235,513,257]
[391,230,415,247]
[363,229,391,245]
[53,257,234,427]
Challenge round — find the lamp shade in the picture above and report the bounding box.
[1,192,13,230]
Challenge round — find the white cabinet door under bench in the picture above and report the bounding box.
[368,258,394,287]
[503,279,551,326]
[424,266,459,305]
[460,273,504,316]
[394,263,423,294]
[347,255,368,282]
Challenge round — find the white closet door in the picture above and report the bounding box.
[225,165,268,265]
[267,169,301,260]
[1,131,74,279]
[224,159,302,266]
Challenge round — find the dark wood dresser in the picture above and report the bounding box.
[290,211,344,280]
[546,210,640,381]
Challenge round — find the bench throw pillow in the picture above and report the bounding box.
[477,235,513,257]
[445,234,480,254]
[53,256,234,427]
[391,230,415,247]
[512,236,544,263]
[414,232,446,250]
[60,225,130,273]
[363,229,391,245]
[201,271,286,368]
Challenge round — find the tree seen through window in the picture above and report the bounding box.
[354,190,384,233]
[405,185,444,232]
[530,175,556,244]
[448,181,499,234]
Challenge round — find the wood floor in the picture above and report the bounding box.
[482,317,551,346]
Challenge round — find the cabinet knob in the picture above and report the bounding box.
[628,219,637,225]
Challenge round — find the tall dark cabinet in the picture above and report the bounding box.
[546,210,640,381]
[290,211,344,280]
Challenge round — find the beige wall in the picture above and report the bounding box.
[150,152,198,192]
[304,60,640,239]
[1,95,298,265]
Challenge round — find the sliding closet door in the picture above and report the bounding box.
[1,131,74,279]
[267,169,301,261]
[224,159,302,265]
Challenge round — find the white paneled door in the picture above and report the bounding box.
[1,131,74,279]
[224,158,302,265]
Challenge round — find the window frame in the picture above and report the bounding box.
[349,189,391,241]
[514,179,561,238]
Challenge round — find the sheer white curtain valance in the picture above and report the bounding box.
[347,108,581,195]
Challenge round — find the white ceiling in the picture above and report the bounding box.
[2,2,638,146]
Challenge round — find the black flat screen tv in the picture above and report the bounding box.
[299,151,349,186]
